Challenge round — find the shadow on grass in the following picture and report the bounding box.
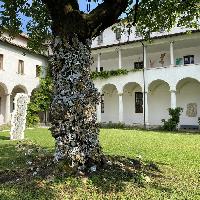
[0,135,10,140]
[85,155,165,193]
[0,143,172,198]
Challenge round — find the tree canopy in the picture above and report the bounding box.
[0,0,199,52]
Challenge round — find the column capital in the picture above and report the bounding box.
[4,93,11,97]
[118,92,123,96]
[170,89,176,93]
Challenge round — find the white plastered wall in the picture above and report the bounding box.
[148,82,170,125]
[0,86,6,124]
[101,84,119,123]
[123,84,143,124]
[177,80,200,125]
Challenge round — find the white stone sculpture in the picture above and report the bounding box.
[186,103,197,117]
[10,93,29,140]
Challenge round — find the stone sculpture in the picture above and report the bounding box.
[10,93,29,140]
[186,103,197,117]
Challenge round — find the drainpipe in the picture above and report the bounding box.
[140,41,146,129]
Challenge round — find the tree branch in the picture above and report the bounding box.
[41,0,79,19]
[132,0,139,26]
[86,0,129,38]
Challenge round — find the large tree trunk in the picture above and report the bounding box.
[42,0,129,172]
[49,34,102,171]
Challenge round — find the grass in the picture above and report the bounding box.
[0,128,200,200]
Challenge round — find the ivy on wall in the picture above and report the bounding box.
[91,68,142,80]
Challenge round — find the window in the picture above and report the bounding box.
[135,92,143,113]
[134,62,144,69]
[97,32,103,45]
[183,55,194,65]
[101,94,104,113]
[159,27,165,33]
[0,54,3,70]
[36,65,40,77]
[115,28,121,41]
[18,60,24,74]
[96,67,103,72]
[135,31,141,38]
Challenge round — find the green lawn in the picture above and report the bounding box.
[0,128,200,200]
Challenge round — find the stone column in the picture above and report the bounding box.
[143,45,147,69]
[143,91,149,126]
[170,41,175,66]
[96,103,101,123]
[97,53,101,72]
[118,49,122,69]
[118,93,123,122]
[4,93,11,124]
[170,90,176,109]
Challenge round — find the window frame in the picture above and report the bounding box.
[18,60,24,75]
[134,61,144,69]
[101,94,104,113]
[0,54,3,70]
[97,32,103,45]
[36,65,40,77]
[183,55,194,65]
[135,92,143,113]
[115,28,121,41]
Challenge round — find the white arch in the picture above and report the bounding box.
[101,83,118,94]
[148,79,170,93]
[0,82,8,94]
[123,81,143,92]
[176,77,200,90]
[11,84,28,94]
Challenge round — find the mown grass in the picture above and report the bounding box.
[0,128,200,200]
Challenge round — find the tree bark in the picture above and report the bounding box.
[50,34,102,170]
[42,0,129,171]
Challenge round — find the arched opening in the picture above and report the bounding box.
[176,78,200,126]
[123,82,143,124]
[101,84,118,123]
[148,80,170,125]
[0,83,8,124]
[11,85,27,112]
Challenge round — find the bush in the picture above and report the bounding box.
[161,107,183,131]
[26,67,53,127]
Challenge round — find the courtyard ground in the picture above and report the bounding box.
[0,128,200,200]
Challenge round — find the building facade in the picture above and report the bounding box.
[0,34,48,125]
[0,27,200,128]
[91,27,200,127]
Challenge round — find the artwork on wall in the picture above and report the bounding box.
[176,58,183,65]
[159,53,166,67]
[149,59,156,68]
[186,103,197,117]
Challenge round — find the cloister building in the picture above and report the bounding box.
[91,27,200,128]
[0,26,200,128]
